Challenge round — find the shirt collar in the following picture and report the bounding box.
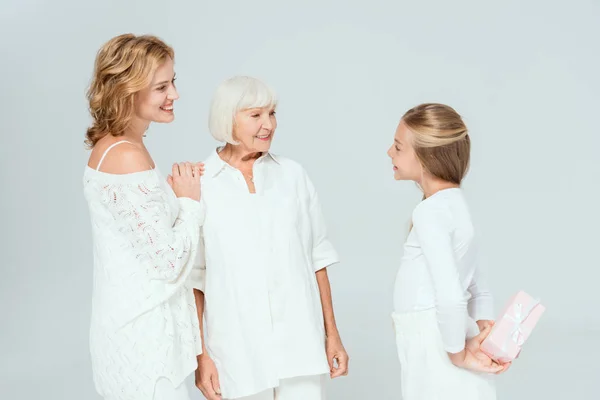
[204,147,280,178]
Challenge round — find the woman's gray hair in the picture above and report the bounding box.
[208,76,278,144]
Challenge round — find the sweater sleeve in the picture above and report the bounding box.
[101,176,205,282]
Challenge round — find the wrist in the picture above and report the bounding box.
[326,329,341,341]
[198,349,209,360]
[447,349,466,367]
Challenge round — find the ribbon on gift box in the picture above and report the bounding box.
[500,298,540,353]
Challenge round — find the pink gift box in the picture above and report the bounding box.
[481,290,545,363]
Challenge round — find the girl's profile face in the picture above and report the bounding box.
[387,120,422,182]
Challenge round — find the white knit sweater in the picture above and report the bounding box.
[83,165,204,400]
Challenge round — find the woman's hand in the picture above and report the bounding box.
[195,353,221,399]
[167,162,204,201]
[326,334,349,378]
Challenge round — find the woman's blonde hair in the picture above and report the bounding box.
[84,34,174,148]
[403,103,470,186]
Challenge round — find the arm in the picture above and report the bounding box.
[316,267,349,378]
[193,289,221,400]
[413,204,506,374]
[100,147,204,282]
[102,178,204,282]
[412,204,468,354]
[189,235,222,400]
[468,263,495,328]
[193,289,208,355]
[304,170,348,377]
[317,268,341,339]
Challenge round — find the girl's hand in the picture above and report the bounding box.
[476,319,494,332]
[449,326,509,374]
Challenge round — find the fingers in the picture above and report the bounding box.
[329,356,340,378]
[483,363,504,374]
[474,350,491,362]
[198,378,220,400]
[474,325,493,344]
[211,374,222,397]
[195,378,208,398]
[469,358,503,374]
[338,354,349,377]
[496,361,512,375]
[477,320,495,330]
[173,162,204,178]
[330,354,349,378]
[179,162,191,177]
[167,175,173,188]
[192,162,205,178]
[195,383,208,399]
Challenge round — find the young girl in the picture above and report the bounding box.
[388,104,510,400]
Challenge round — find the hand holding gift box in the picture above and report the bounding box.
[481,290,546,364]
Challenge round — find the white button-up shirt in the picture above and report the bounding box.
[188,149,339,399]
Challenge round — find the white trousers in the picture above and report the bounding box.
[228,375,326,400]
[153,377,191,400]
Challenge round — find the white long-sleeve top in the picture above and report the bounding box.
[83,164,204,400]
[191,149,339,399]
[393,188,494,353]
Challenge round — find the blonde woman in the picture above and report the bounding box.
[190,76,349,400]
[83,34,205,400]
[388,104,510,399]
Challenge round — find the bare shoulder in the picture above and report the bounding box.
[88,141,154,174]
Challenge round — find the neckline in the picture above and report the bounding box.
[424,187,461,200]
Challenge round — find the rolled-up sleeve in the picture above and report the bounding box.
[187,199,207,291]
[188,234,206,291]
[305,172,339,271]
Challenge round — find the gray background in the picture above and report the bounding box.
[1,0,599,399]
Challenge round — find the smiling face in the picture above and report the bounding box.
[387,120,423,181]
[133,57,179,124]
[232,105,277,152]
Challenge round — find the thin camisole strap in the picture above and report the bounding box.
[96,140,134,171]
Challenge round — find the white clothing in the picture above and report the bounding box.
[393,188,494,352]
[392,309,496,400]
[153,377,191,400]
[83,141,204,400]
[191,149,339,399]
[227,375,326,400]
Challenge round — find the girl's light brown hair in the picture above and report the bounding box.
[403,103,470,186]
[84,34,174,148]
